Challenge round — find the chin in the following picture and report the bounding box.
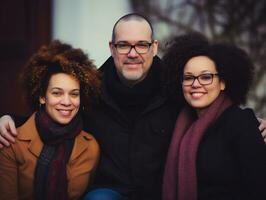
[123,70,143,80]
[58,119,72,124]
[54,115,75,125]
[188,101,208,110]
[125,74,142,81]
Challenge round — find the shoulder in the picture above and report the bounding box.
[98,56,113,73]
[220,105,258,126]
[17,113,38,139]
[78,130,98,142]
[212,105,260,140]
[202,106,264,151]
[76,130,100,154]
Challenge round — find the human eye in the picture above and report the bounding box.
[136,42,150,49]
[116,43,130,49]
[51,90,62,96]
[70,92,80,98]
[200,74,212,81]
[183,75,194,81]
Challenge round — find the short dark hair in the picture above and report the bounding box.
[111,13,154,43]
[163,32,254,105]
[20,40,101,111]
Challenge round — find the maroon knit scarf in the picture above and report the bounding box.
[34,108,82,200]
[162,93,232,200]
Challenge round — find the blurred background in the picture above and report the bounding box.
[0,0,265,117]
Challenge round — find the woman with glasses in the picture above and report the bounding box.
[162,33,266,200]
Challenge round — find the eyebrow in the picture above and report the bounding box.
[184,70,214,74]
[50,87,63,90]
[50,87,80,91]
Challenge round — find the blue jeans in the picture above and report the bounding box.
[83,188,125,200]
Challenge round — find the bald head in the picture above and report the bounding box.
[112,13,154,43]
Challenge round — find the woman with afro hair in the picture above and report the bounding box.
[0,40,101,200]
[162,32,266,200]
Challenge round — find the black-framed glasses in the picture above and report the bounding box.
[113,41,153,54]
[182,73,219,86]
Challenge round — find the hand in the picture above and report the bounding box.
[258,117,266,144]
[0,115,17,148]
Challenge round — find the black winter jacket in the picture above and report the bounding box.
[197,106,266,200]
[84,56,179,200]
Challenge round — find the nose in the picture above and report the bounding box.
[60,95,71,106]
[127,46,138,57]
[191,78,202,87]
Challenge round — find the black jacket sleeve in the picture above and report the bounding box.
[10,115,28,127]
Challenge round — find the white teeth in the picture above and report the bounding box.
[59,110,71,116]
[191,93,204,97]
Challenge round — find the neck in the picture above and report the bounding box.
[196,108,204,117]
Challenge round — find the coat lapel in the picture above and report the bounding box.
[69,131,93,162]
[17,113,43,157]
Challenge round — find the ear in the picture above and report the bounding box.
[109,41,115,57]
[39,96,46,104]
[152,40,159,56]
[220,79,226,91]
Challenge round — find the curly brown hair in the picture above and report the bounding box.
[20,40,101,111]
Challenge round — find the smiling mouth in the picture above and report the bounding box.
[191,92,205,98]
[57,109,72,116]
[125,61,141,65]
[124,63,142,69]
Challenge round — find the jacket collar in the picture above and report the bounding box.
[99,56,167,113]
[17,113,93,160]
[69,130,93,161]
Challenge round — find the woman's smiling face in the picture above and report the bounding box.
[182,56,225,115]
[39,73,80,124]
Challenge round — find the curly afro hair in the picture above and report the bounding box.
[208,43,254,105]
[163,32,254,105]
[20,40,101,111]
[163,32,210,105]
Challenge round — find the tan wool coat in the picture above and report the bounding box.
[0,113,100,200]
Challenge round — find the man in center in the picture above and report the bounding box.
[83,13,179,199]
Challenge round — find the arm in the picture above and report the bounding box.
[0,145,19,199]
[0,115,27,148]
[258,117,266,143]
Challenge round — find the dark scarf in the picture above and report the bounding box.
[162,93,232,200]
[103,56,162,121]
[34,108,82,200]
